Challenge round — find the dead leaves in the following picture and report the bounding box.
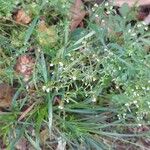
[14,55,34,82]
[37,20,57,47]
[109,0,150,7]
[13,9,31,25]
[0,84,13,108]
[70,0,86,31]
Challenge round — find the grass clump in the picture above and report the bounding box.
[0,1,150,149]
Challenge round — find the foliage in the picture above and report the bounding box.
[0,1,150,149]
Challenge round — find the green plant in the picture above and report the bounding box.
[0,1,150,149]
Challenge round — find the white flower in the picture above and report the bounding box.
[133,100,137,104]
[144,27,148,31]
[106,11,110,15]
[147,87,150,91]
[92,7,95,12]
[137,24,142,28]
[72,76,76,81]
[131,33,136,37]
[59,62,63,66]
[105,2,109,7]
[110,6,113,10]
[128,29,132,33]
[125,103,129,107]
[93,77,96,81]
[46,88,50,93]
[138,123,142,127]
[101,19,105,23]
[58,105,64,110]
[50,63,54,67]
[94,4,98,8]
[95,14,99,18]
[92,96,96,102]
[142,21,147,25]
[66,99,69,103]
[42,86,47,91]
[116,86,119,89]
[67,53,71,57]
[70,57,74,61]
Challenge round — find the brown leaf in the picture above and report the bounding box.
[40,128,49,145]
[37,20,57,46]
[109,0,150,7]
[13,9,31,25]
[15,137,27,150]
[70,0,86,31]
[18,103,35,121]
[15,55,34,82]
[0,84,13,108]
[144,13,150,25]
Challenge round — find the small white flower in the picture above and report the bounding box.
[123,113,126,118]
[137,24,142,28]
[92,7,95,12]
[142,21,147,25]
[70,57,74,61]
[116,86,119,89]
[125,103,129,107]
[94,4,98,8]
[66,99,69,103]
[105,2,109,7]
[59,62,63,67]
[131,33,136,37]
[67,53,71,57]
[96,58,100,62]
[133,92,137,96]
[101,19,105,23]
[138,123,142,127]
[50,63,54,67]
[110,6,113,10]
[128,29,132,33]
[72,76,76,81]
[46,88,50,93]
[106,11,110,15]
[147,87,150,91]
[142,87,146,90]
[95,14,99,18]
[42,86,47,91]
[117,114,121,120]
[58,105,64,110]
[148,80,150,83]
[144,27,148,31]
[133,100,137,104]
[93,77,96,81]
[92,96,96,102]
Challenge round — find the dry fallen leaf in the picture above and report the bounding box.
[40,128,49,145]
[56,137,66,150]
[13,9,31,25]
[15,137,27,150]
[70,0,86,31]
[0,84,13,108]
[18,103,35,121]
[144,13,150,25]
[109,0,150,24]
[14,55,34,82]
[109,0,150,7]
[37,20,57,47]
